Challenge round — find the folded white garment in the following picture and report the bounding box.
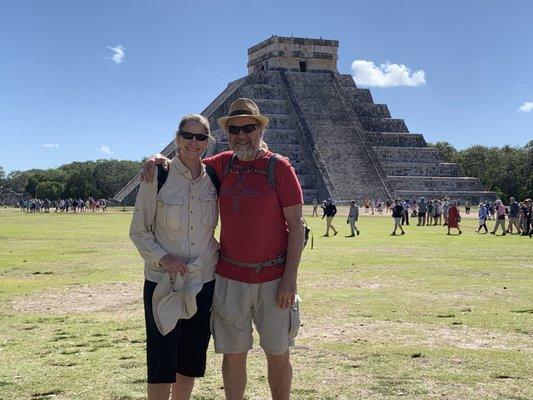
[152,256,204,335]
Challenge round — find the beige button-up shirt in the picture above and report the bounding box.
[129,156,219,284]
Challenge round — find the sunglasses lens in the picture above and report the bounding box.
[228,126,240,134]
[242,124,257,134]
[228,124,257,135]
[180,132,208,141]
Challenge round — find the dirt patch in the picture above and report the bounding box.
[12,282,143,314]
[299,317,532,352]
[308,279,385,290]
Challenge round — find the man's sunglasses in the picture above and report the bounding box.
[227,124,258,135]
[179,131,209,141]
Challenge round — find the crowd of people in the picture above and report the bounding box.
[18,197,107,213]
[312,197,533,238]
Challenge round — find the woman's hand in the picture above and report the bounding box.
[140,153,171,182]
[159,254,189,276]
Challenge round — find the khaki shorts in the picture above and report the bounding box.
[210,274,300,355]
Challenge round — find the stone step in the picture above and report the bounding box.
[373,146,443,163]
[263,129,300,144]
[253,99,291,114]
[387,176,482,191]
[239,83,286,100]
[394,190,496,202]
[359,117,409,133]
[262,114,297,130]
[353,103,391,119]
[302,189,317,203]
[268,143,304,161]
[338,74,356,88]
[366,132,426,147]
[382,162,460,177]
[342,86,374,103]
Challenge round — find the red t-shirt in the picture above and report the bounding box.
[204,151,303,283]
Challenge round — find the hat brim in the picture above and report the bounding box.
[218,114,269,130]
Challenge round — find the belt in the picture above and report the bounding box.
[220,251,287,274]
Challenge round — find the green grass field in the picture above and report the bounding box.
[0,207,531,400]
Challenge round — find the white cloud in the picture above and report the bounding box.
[42,144,60,148]
[351,60,426,88]
[107,45,125,64]
[196,68,205,74]
[517,102,533,113]
[98,145,113,154]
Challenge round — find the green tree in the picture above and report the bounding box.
[434,141,458,163]
[36,181,64,199]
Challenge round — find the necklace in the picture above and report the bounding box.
[233,150,261,175]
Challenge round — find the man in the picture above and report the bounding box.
[391,199,405,235]
[346,200,360,237]
[506,197,520,234]
[417,197,427,226]
[144,98,304,400]
[401,199,410,225]
[322,198,338,237]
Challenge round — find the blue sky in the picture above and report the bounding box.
[1,0,532,174]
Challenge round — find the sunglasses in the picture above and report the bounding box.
[227,124,258,135]
[179,131,209,141]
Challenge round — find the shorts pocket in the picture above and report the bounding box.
[288,296,301,342]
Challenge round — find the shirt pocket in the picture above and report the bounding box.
[199,191,218,228]
[156,197,185,231]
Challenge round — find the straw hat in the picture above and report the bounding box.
[217,98,269,130]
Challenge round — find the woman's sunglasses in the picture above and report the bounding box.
[179,131,209,141]
[227,124,258,135]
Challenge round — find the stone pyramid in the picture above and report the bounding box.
[114,35,494,204]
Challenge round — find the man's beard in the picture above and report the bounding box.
[231,143,255,160]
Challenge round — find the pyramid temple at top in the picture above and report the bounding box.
[114,35,495,204]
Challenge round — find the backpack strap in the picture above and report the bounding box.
[265,153,281,188]
[156,164,169,193]
[205,164,220,196]
[223,153,238,177]
[222,152,282,189]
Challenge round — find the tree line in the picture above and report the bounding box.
[430,140,532,201]
[0,160,142,201]
[1,141,531,201]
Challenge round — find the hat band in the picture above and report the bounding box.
[228,109,254,117]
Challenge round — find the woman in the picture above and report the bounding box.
[477,203,488,233]
[129,114,218,400]
[447,201,462,235]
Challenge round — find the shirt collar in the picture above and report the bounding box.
[171,155,206,181]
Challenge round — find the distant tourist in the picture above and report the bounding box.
[391,199,405,236]
[417,197,427,226]
[506,197,520,234]
[447,202,462,235]
[322,198,338,236]
[465,200,471,214]
[312,198,318,217]
[490,199,506,235]
[346,200,360,237]
[477,203,489,233]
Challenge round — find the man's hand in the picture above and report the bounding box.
[140,153,171,183]
[277,273,297,309]
[159,254,188,276]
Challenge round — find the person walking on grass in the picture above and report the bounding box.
[491,199,506,236]
[346,200,360,237]
[391,199,405,236]
[477,203,489,233]
[447,201,462,235]
[506,197,520,234]
[312,198,318,217]
[322,198,338,237]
